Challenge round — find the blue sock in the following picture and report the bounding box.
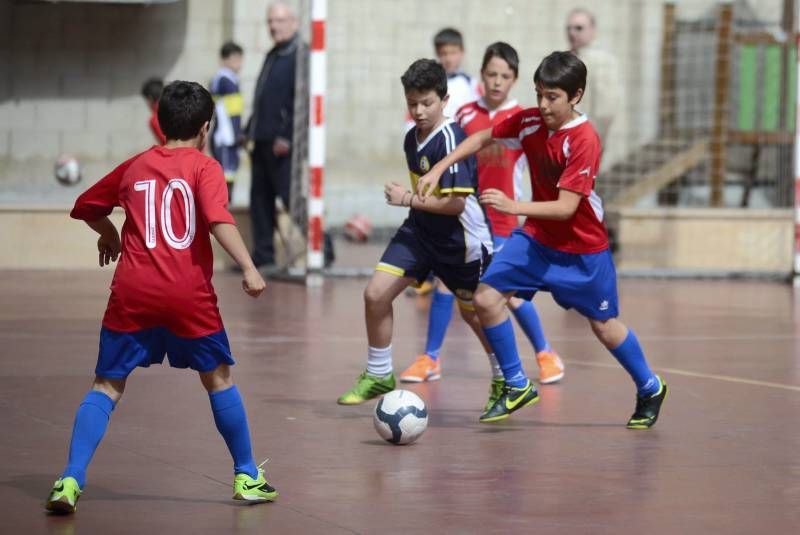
[610,330,659,397]
[62,390,115,488]
[209,385,258,479]
[482,319,528,388]
[511,301,550,353]
[424,290,455,360]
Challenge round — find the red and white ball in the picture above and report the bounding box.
[344,214,373,242]
[54,155,82,186]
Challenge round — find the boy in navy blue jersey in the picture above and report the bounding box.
[417,52,668,427]
[338,59,497,405]
[210,41,244,201]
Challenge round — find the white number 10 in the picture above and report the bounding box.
[134,179,196,250]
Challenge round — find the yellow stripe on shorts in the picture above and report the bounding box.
[375,263,405,277]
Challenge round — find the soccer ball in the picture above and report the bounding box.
[373,390,428,445]
[54,155,81,186]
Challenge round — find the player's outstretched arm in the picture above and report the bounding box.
[480,188,582,221]
[417,127,494,199]
[210,223,266,298]
[84,217,121,267]
[385,182,466,216]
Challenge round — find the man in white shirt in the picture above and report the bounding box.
[566,8,621,147]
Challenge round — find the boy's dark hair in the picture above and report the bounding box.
[433,27,463,49]
[400,59,448,99]
[220,41,243,59]
[157,81,214,140]
[140,77,164,103]
[533,51,587,100]
[481,42,519,78]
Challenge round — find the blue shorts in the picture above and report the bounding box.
[377,223,491,305]
[492,234,508,252]
[212,144,240,180]
[95,327,235,379]
[480,229,619,320]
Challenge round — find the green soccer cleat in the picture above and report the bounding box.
[46,477,81,514]
[337,371,396,405]
[233,460,278,502]
[627,377,668,430]
[484,377,506,412]
[479,380,539,423]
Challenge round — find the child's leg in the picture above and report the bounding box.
[201,364,258,478]
[423,280,455,360]
[474,284,529,388]
[457,303,502,379]
[363,270,416,376]
[62,376,124,488]
[508,296,550,353]
[589,318,659,396]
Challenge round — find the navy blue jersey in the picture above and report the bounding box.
[210,68,243,148]
[402,120,492,264]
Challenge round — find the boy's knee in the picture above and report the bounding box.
[457,301,476,321]
[589,318,614,344]
[473,284,503,314]
[200,364,233,393]
[507,296,524,310]
[92,376,126,402]
[364,282,389,309]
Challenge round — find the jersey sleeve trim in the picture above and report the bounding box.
[439,187,475,194]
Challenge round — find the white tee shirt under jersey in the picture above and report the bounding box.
[444,71,480,119]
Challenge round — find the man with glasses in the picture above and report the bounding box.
[566,8,620,147]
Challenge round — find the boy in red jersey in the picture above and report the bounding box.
[141,77,166,145]
[46,81,276,514]
[400,43,565,401]
[417,52,667,427]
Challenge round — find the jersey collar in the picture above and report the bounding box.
[559,113,588,130]
[476,97,519,119]
[415,119,453,151]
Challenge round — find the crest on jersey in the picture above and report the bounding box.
[419,156,431,172]
[562,137,571,158]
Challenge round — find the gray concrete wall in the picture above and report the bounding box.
[0,0,225,202]
[0,0,791,226]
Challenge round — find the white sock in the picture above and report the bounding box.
[367,345,393,377]
[487,353,503,379]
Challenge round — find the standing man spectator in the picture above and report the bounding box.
[246,1,307,270]
[566,8,620,147]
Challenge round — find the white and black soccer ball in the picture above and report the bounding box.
[54,155,82,186]
[373,389,428,445]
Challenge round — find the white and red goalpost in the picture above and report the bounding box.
[307,0,326,272]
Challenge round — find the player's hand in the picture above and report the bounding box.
[384,182,410,206]
[480,188,518,215]
[416,169,442,200]
[242,267,266,297]
[97,229,121,267]
[272,137,291,157]
[242,267,267,297]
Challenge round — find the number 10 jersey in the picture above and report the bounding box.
[70,145,236,337]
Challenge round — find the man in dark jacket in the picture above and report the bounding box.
[247,1,306,269]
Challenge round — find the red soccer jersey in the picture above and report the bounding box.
[149,104,166,145]
[492,108,608,254]
[456,98,526,237]
[70,146,236,337]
